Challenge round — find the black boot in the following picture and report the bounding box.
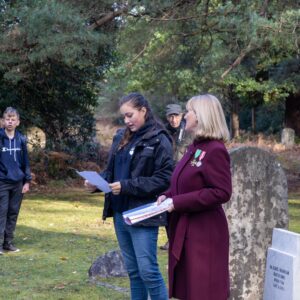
[160,241,169,250]
[3,241,19,252]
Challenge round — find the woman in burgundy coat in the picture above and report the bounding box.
[158,94,232,300]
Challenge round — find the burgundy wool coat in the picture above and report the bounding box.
[164,139,232,300]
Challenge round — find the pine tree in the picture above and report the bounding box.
[0,0,116,151]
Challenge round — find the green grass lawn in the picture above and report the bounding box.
[288,193,300,233]
[0,189,299,300]
[0,189,168,300]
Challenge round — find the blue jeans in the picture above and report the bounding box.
[113,212,168,300]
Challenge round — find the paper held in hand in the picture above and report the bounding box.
[76,170,111,193]
[123,198,173,225]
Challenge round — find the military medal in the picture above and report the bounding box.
[190,149,206,167]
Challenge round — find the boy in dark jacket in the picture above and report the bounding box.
[0,107,32,254]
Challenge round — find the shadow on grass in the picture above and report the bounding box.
[0,225,128,300]
[15,224,118,255]
[26,191,105,208]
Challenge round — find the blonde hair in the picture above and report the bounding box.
[186,94,230,142]
[3,107,19,119]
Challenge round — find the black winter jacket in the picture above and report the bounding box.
[102,125,173,226]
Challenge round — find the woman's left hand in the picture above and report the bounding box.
[157,195,167,205]
[157,195,175,212]
[109,181,122,195]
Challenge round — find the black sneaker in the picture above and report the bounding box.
[3,243,20,252]
[0,246,3,255]
[160,241,169,251]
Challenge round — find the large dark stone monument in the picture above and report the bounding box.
[225,147,289,300]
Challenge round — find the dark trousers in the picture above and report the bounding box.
[0,181,23,244]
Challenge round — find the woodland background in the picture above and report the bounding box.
[0,0,300,188]
[1,3,300,298]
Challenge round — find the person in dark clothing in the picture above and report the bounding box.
[160,104,187,251]
[165,104,185,162]
[0,107,32,254]
[85,93,173,300]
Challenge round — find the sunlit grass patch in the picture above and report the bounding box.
[2,189,298,299]
[0,190,168,300]
[288,193,300,233]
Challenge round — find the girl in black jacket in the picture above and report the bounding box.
[87,93,173,300]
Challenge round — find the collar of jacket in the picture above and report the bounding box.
[113,128,161,153]
[115,124,171,145]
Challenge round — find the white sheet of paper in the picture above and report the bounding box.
[76,170,111,193]
[122,198,173,225]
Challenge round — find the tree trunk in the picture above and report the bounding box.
[231,97,240,138]
[285,93,300,137]
[251,107,256,133]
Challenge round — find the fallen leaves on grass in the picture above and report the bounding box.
[53,283,66,290]
[60,256,68,261]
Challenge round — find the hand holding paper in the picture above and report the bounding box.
[76,170,111,193]
[123,198,173,225]
[157,195,174,212]
[109,181,121,195]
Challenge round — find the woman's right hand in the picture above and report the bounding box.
[157,195,167,205]
[84,180,97,192]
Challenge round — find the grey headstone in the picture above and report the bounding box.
[263,228,300,300]
[225,146,289,300]
[89,249,127,278]
[281,128,295,148]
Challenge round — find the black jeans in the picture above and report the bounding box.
[0,181,23,244]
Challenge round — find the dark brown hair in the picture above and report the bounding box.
[118,92,158,148]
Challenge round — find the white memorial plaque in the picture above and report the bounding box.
[263,228,300,300]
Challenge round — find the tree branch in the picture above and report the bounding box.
[149,15,201,22]
[88,6,128,30]
[126,42,149,68]
[221,42,253,79]
[259,0,269,17]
